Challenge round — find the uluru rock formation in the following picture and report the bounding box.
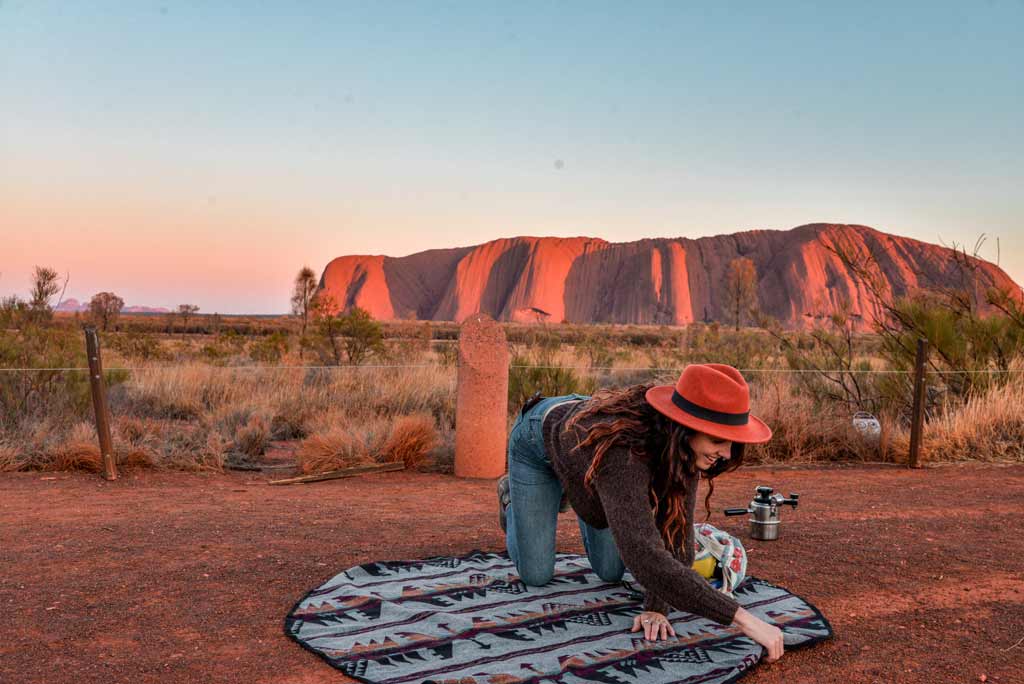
[317,224,1022,329]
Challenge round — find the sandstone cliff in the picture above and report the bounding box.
[316,224,1022,328]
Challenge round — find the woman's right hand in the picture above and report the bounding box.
[732,607,784,662]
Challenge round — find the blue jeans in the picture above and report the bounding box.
[505,394,626,586]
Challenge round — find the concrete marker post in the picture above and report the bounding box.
[454,313,509,479]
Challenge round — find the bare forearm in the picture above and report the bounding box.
[732,607,785,662]
[732,606,756,629]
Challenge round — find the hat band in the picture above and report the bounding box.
[671,390,749,426]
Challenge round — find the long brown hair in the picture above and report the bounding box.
[565,384,745,557]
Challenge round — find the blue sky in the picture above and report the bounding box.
[2,1,1022,313]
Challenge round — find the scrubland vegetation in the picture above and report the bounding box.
[2,251,1023,475]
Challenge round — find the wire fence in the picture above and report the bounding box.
[2,364,1023,375]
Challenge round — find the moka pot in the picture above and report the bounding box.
[725,486,799,541]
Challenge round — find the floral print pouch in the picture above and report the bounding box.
[693,522,747,596]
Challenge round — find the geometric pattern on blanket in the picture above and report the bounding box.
[284,549,833,684]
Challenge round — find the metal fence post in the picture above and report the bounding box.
[908,338,929,469]
[84,326,118,480]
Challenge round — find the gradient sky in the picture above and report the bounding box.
[3,1,1022,314]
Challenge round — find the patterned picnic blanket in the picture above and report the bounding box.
[285,549,832,684]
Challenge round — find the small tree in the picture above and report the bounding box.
[336,307,385,365]
[725,257,758,331]
[177,304,200,334]
[578,330,616,369]
[308,297,384,365]
[759,297,878,413]
[1,295,27,330]
[28,266,62,326]
[290,266,318,338]
[88,292,125,331]
[249,331,289,364]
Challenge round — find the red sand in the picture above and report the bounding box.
[2,463,1022,683]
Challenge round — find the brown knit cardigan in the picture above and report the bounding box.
[541,400,740,626]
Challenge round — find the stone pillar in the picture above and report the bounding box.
[455,313,509,479]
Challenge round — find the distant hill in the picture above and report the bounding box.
[316,223,1022,329]
[55,298,170,314]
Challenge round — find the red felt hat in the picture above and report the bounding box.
[645,363,772,443]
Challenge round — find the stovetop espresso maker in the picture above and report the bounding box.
[725,486,799,541]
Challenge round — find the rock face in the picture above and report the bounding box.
[317,224,1022,328]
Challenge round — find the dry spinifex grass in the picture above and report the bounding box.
[380,414,441,469]
[747,373,885,464]
[889,376,1024,463]
[297,429,377,474]
[0,442,21,472]
[297,413,440,474]
[48,422,102,472]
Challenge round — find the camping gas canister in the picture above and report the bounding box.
[725,486,799,541]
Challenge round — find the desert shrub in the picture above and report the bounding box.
[105,331,167,361]
[826,236,1024,418]
[508,352,597,413]
[232,413,270,461]
[385,338,427,365]
[380,413,440,469]
[112,416,159,467]
[249,331,289,364]
[213,405,257,435]
[746,374,887,463]
[200,331,247,364]
[642,340,686,372]
[270,399,311,440]
[577,331,618,369]
[888,375,1024,463]
[875,293,1024,411]
[0,295,28,330]
[0,325,128,432]
[420,421,456,473]
[0,441,22,472]
[110,383,203,421]
[307,303,386,366]
[435,342,459,367]
[683,324,775,370]
[209,406,272,465]
[157,425,227,471]
[759,300,882,417]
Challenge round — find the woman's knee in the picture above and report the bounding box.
[517,563,555,587]
[591,556,626,583]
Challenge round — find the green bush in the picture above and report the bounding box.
[308,304,386,365]
[106,331,167,361]
[0,325,127,431]
[200,331,247,363]
[249,331,289,364]
[508,352,597,414]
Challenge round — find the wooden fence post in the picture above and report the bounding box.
[908,338,929,469]
[454,314,509,479]
[84,327,118,481]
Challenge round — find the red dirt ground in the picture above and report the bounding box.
[2,463,1022,684]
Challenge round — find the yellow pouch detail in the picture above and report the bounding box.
[691,555,717,579]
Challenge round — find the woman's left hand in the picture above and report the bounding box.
[631,611,676,641]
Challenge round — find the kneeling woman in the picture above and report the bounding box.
[498,363,785,662]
